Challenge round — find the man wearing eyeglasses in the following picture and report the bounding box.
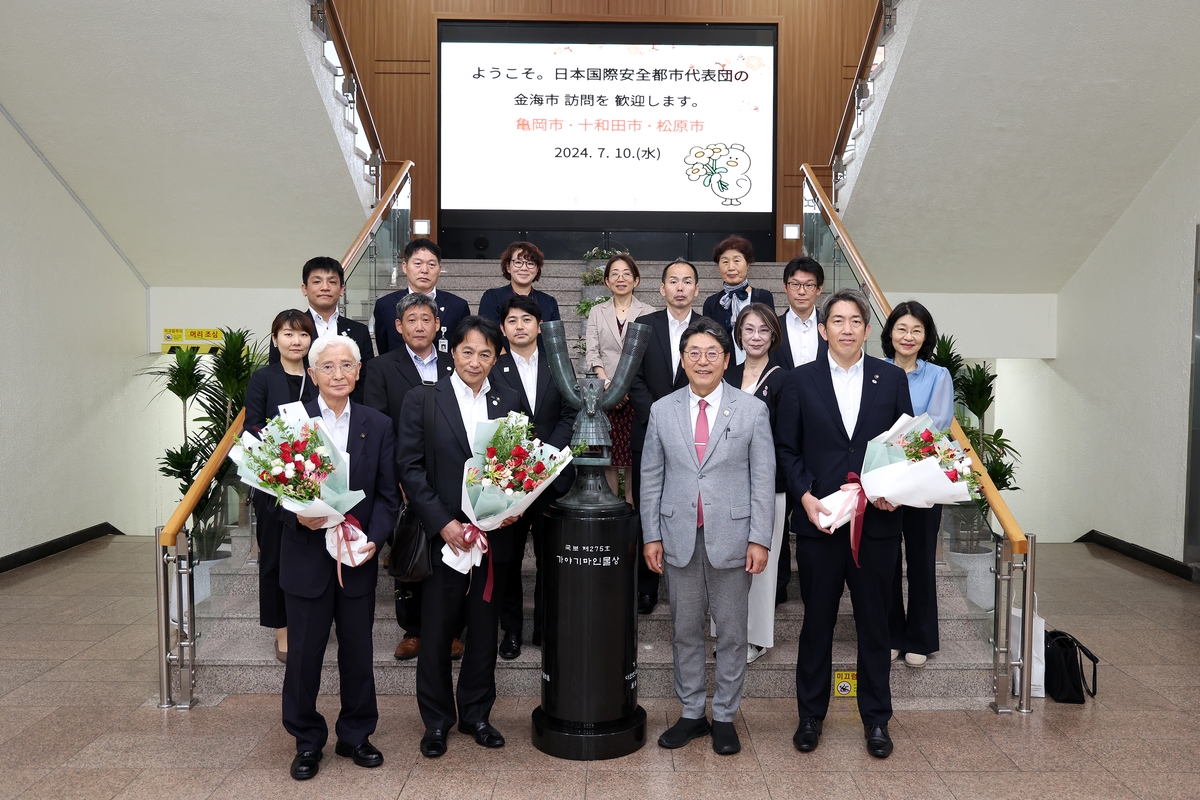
[277,334,399,780]
[640,317,775,756]
[778,256,827,371]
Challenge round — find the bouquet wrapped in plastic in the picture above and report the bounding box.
[817,413,979,566]
[447,411,574,599]
[229,402,368,582]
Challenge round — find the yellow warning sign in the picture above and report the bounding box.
[184,328,223,342]
[161,344,220,354]
[162,328,184,342]
[834,671,857,697]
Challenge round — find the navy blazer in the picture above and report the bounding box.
[395,377,525,561]
[702,286,776,335]
[776,308,828,370]
[490,346,578,491]
[372,288,470,356]
[627,308,691,454]
[243,361,317,434]
[774,354,913,539]
[275,399,400,599]
[477,285,561,326]
[267,312,375,403]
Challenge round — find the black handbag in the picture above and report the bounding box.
[1045,630,1098,704]
[388,385,436,583]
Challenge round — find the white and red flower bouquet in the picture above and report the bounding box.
[445,411,573,582]
[229,403,367,574]
[818,413,980,565]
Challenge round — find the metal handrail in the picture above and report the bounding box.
[341,160,413,282]
[324,0,383,163]
[158,409,246,548]
[830,0,886,169]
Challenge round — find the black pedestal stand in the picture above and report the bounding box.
[531,466,646,760]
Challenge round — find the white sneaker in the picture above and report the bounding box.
[747,645,767,664]
[904,653,927,668]
[890,649,901,662]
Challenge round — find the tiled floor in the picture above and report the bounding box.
[1,535,1200,798]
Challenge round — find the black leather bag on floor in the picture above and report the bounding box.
[387,385,436,583]
[1045,630,1099,704]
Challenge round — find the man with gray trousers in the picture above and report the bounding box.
[640,316,776,755]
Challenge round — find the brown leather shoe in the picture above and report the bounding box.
[451,638,464,661]
[395,636,419,661]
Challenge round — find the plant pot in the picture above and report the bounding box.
[942,503,995,611]
[580,285,610,303]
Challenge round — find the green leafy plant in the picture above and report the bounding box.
[582,246,627,263]
[928,334,964,385]
[576,296,611,318]
[141,347,206,438]
[581,265,606,285]
[957,362,996,424]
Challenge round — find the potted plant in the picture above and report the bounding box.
[580,264,609,302]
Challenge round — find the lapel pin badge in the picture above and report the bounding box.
[723,409,730,416]
[503,366,510,372]
[492,399,499,405]
[360,432,366,438]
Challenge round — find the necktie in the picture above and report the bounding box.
[695,399,709,528]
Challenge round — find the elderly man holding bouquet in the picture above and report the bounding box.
[268,334,399,781]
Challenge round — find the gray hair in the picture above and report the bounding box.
[821,288,872,323]
[679,316,733,356]
[396,291,439,321]
[309,334,361,365]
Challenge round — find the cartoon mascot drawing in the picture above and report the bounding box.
[684,143,752,206]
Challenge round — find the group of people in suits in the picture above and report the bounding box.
[244,236,956,777]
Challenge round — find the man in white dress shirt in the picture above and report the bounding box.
[779,256,826,370]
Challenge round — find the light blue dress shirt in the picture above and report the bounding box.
[889,359,955,431]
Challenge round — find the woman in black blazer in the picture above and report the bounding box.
[243,309,317,662]
[724,303,788,663]
[702,234,776,351]
[476,241,561,325]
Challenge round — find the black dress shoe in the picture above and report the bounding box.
[531,630,542,647]
[711,720,741,755]
[864,724,894,759]
[657,716,710,749]
[793,717,822,752]
[419,728,447,758]
[290,750,322,780]
[459,720,505,747]
[498,630,521,660]
[335,739,383,768]
[638,593,658,615]
[775,586,788,607]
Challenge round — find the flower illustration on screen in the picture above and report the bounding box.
[684,143,752,206]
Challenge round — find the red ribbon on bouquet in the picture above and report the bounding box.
[462,524,494,602]
[332,514,365,588]
[829,473,868,568]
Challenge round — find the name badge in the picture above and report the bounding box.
[438,339,448,353]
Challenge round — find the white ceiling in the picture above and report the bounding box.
[0,0,368,288]
[843,0,1200,293]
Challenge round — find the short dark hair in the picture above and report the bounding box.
[499,293,542,323]
[500,241,545,282]
[403,237,442,262]
[661,257,699,283]
[679,316,733,356]
[713,234,754,265]
[604,253,640,283]
[820,288,872,323]
[450,315,504,354]
[271,308,316,340]
[733,303,782,355]
[881,301,938,361]
[784,256,824,287]
[302,256,344,285]
[396,292,439,321]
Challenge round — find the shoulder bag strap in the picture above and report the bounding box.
[756,365,782,392]
[423,384,437,486]
[1074,636,1099,697]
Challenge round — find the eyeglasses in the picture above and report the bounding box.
[510,259,537,268]
[786,281,820,292]
[315,362,357,375]
[685,348,724,363]
[740,326,772,338]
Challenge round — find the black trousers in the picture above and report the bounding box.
[253,492,286,629]
[889,505,943,656]
[777,495,794,600]
[282,579,378,752]
[497,494,551,639]
[415,554,502,731]
[395,579,423,637]
[795,529,900,726]
[630,449,660,599]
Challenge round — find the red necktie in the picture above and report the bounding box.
[695,399,709,528]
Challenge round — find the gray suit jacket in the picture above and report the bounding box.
[639,386,776,570]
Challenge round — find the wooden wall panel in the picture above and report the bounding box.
[338,0,875,252]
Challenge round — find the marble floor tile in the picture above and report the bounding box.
[936,769,1136,799]
[849,771,956,799]
[18,767,141,800]
[112,768,232,800]
[761,771,864,799]
[1111,771,1200,798]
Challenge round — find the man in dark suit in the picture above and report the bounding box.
[489,294,578,660]
[775,288,913,761]
[701,235,775,362]
[775,256,827,605]
[275,334,400,781]
[396,316,524,759]
[628,258,701,614]
[372,238,470,357]
[269,257,375,403]
[362,292,457,662]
